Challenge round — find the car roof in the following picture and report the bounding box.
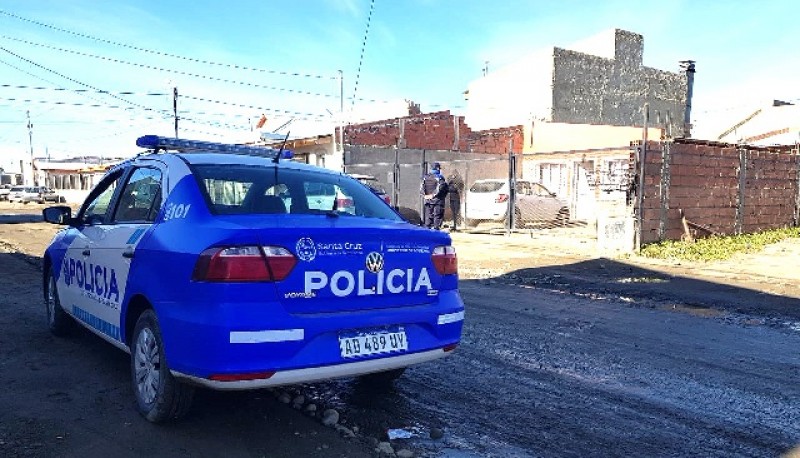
[119,151,348,180]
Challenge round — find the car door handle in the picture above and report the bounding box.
[82,249,90,256]
[122,249,135,259]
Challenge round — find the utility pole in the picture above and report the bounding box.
[338,70,345,172]
[173,86,179,138]
[26,110,35,186]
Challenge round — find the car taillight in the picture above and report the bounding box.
[383,195,391,204]
[192,246,296,282]
[432,245,457,275]
[336,197,353,208]
[495,193,509,203]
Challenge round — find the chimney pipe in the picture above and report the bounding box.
[679,60,696,138]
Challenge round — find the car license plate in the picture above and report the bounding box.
[338,328,408,359]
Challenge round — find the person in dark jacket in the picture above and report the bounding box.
[420,162,448,230]
[447,170,464,231]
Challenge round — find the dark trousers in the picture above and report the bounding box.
[425,199,444,229]
[449,195,460,229]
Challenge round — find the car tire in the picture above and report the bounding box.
[464,218,479,228]
[556,207,570,225]
[44,266,74,336]
[131,309,194,423]
[358,367,406,387]
[513,207,524,229]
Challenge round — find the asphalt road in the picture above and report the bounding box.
[2,220,800,457]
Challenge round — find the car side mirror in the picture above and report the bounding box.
[43,206,73,225]
[549,192,556,197]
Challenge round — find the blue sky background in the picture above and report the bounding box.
[0,0,798,164]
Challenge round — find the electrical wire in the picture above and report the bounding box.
[351,0,376,111]
[0,9,336,80]
[0,83,168,97]
[0,36,339,99]
[179,94,328,120]
[0,46,170,118]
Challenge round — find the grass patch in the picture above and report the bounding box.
[640,227,800,262]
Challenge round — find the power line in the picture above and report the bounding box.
[0,36,339,99]
[351,0,376,111]
[0,9,336,80]
[0,46,169,118]
[0,83,168,97]
[179,94,328,120]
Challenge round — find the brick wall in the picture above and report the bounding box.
[640,139,799,244]
[341,111,523,154]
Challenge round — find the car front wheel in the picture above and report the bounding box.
[131,309,194,423]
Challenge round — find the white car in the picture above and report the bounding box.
[464,179,569,228]
[8,186,65,204]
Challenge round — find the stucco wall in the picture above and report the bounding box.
[464,48,555,131]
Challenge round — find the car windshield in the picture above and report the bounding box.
[193,165,402,221]
[470,181,504,193]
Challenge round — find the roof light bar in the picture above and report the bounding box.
[135,135,293,159]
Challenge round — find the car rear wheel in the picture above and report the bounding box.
[44,266,74,336]
[131,310,194,423]
[556,207,570,225]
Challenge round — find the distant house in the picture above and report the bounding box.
[713,100,800,146]
[35,157,122,203]
[464,28,690,136]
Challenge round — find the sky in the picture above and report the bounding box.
[0,0,798,169]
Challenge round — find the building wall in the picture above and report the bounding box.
[525,122,662,153]
[465,29,688,135]
[551,30,686,134]
[342,111,524,154]
[464,48,555,131]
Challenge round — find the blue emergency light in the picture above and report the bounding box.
[136,135,293,159]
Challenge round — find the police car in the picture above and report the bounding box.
[41,135,464,423]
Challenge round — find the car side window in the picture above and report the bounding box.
[82,172,123,225]
[113,168,163,223]
[532,183,551,197]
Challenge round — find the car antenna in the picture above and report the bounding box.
[273,131,290,164]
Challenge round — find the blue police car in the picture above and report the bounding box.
[41,135,464,422]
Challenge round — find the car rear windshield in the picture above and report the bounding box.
[192,165,402,221]
[469,181,504,193]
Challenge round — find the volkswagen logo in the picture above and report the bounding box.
[296,237,317,262]
[365,252,384,273]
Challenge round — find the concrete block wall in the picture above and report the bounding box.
[551,30,687,136]
[640,140,799,244]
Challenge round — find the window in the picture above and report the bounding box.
[82,171,123,225]
[532,183,553,197]
[113,168,163,223]
[192,165,401,221]
[515,181,532,196]
[469,181,504,193]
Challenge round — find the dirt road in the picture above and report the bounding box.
[2,204,800,457]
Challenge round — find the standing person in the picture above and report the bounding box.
[420,162,447,230]
[447,170,464,231]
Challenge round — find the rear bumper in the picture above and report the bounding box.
[171,347,452,390]
[154,290,464,387]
